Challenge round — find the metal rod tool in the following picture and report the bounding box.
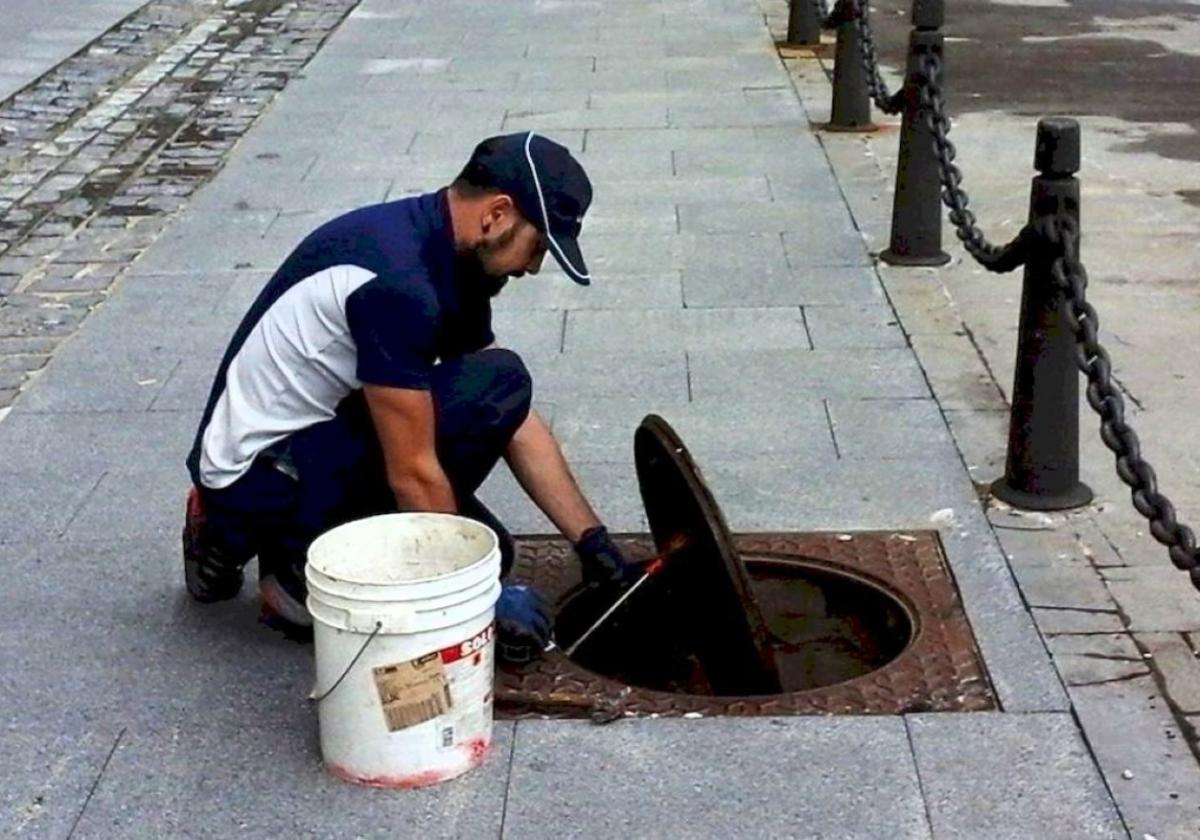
[562,534,687,658]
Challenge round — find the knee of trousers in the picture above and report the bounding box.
[469,348,533,430]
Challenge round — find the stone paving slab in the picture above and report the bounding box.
[687,347,931,400]
[0,0,147,101]
[686,452,978,531]
[504,718,931,839]
[825,398,956,460]
[936,520,1071,714]
[0,408,197,474]
[69,721,513,838]
[0,536,317,729]
[1048,634,1150,686]
[520,350,690,403]
[186,175,393,216]
[0,718,122,839]
[62,463,191,543]
[1010,563,1115,612]
[804,304,909,349]
[128,227,299,275]
[673,145,833,178]
[492,309,567,357]
[1102,566,1200,632]
[150,353,230,413]
[13,350,178,413]
[480,460,649,534]
[1136,633,1200,715]
[0,467,101,545]
[1070,676,1200,839]
[494,273,683,311]
[551,397,834,465]
[564,307,811,353]
[683,263,887,308]
[906,713,1125,838]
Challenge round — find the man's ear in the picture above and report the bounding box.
[481,193,518,236]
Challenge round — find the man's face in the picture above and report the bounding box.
[476,216,546,281]
[463,194,547,290]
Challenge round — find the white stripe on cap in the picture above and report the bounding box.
[523,131,590,282]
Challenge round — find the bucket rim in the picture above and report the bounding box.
[306,512,500,587]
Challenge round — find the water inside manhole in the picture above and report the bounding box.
[555,555,914,696]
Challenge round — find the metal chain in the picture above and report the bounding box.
[1045,216,1200,591]
[848,0,905,115]
[915,51,1029,273]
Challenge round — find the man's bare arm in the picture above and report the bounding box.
[363,384,457,513]
[504,410,600,543]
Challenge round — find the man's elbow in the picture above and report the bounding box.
[387,459,453,511]
[509,409,547,449]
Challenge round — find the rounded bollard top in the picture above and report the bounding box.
[1035,117,1081,176]
[912,0,944,29]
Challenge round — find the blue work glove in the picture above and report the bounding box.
[575,526,638,588]
[495,582,552,650]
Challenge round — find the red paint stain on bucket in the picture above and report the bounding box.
[326,739,490,789]
[327,761,448,790]
[463,737,490,764]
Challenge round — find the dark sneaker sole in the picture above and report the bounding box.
[259,601,314,644]
[182,490,244,603]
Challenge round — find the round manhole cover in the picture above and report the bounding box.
[627,414,783,695]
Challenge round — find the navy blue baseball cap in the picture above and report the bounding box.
[461,132,593,285]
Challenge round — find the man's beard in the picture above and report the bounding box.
[457,229,519,297]
[456,247,510,297]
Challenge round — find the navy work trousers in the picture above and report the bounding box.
[198,348,532,590]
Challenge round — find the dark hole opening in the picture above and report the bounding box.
[555,556,915,697]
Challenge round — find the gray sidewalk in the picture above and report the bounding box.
[0,0,1131,836]
[764,0,1200,836]
[0,0,146,100]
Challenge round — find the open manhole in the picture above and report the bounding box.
[496,416,995,718]
[556,554,914,696]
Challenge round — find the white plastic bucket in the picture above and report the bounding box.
[305,512,502,789]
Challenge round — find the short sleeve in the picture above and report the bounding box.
[345,278,438,389]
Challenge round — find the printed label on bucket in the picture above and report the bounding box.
[372,654,451,732]
[372,625,495,748]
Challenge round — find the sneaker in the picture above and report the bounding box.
[182,487,245,603]
[259,570,313,643]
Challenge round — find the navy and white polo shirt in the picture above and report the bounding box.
[187,189,494,490]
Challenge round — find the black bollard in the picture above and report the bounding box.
[786,0,823,46]
[826,0,875,131]
[991,118,1094,511]
[879,0,951,266]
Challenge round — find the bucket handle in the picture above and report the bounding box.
[307,621,383,705]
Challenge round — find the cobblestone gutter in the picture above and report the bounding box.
[0,0,361,408]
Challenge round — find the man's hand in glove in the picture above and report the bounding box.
[574,525,639,588]
[495,582,552,661]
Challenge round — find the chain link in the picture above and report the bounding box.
[914,51,1029,273]
[1045,216,1200,591]
[848,0,905,115]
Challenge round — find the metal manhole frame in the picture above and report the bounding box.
[497,530,996,718]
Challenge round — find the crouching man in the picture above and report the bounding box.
[182,132,635,655]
